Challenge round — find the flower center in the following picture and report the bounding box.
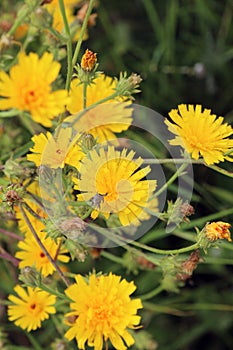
[30,303,36,310]
[185,133,209,152]
[19,81,49,111]
[87,297,122,331]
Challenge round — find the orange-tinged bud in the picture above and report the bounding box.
[205,221,232,242]
[81,49,97,72]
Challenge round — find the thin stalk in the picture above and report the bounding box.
[81,207,93,220]
[23,202,44,222]
[0,228,23,241]
[101,251,124,264]
[0,247,19,267]
[38,283,68,300]
[0,109,19,117]
[208,164,233,178]
[19,203,71,287]
[143,158,204,164]
[83,82,88,109]
[139,285,164,301]
[153,162,188,198]
[25,191,45,211]
[72,0,96,68]
[127,239,199,255]
[25,332,43,350]
[58,0,73,91]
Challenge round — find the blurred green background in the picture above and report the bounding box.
[85,1,233,349]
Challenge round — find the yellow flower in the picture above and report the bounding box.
[16,231,70,277]
[27,128,84,169]
[45,0,85,41]
[65,74,133,143]
[165,104,233,165]
[8,285,56,332]
[64,273,142,350]
[73,146,157,226]
[205,221,232,242]
[0,52,69,127]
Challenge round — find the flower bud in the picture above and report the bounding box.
[81,133,96,151]
[19,266,40,287]
[115,72,142,99]
[205,221,231,242]
[81,49,97,72]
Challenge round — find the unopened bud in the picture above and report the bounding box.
[205,221,231,242]
[51,339,69,350]
[20,266,40,286]
[115,72,142,99]
[81,49,97,72]
[82,133,96,150]
[6,189,21,203]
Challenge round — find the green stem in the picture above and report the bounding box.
[143,301,188,316]
[19,203,71,287]
[208,164,233,178]
[139,285,164,301]
[202,257,233,265]
[23,202,44,222]
[174,303,233,312]
[153,162,188,198]
[58,0,73,91]
[72,0,96,68]
[47,26,67,42]
[25,332,43,350]
[143,158,205,164]
[0,109,19,117]
[83,82,88,109]
[38,283,68,300]
[81,207,93,220]
[128,240,199,255]
[101,251,124,264]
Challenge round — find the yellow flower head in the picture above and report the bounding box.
[27,128,84,169]
[45,0,85,41]
[165,104,233,165]
[205,221,232,242]
[0,52,69,127]
[8,285,56,332]
[16,231,70,277]
[64,273,142,350]
[73,146,157,226]
[65,74,133,143]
